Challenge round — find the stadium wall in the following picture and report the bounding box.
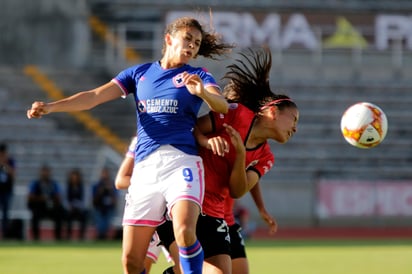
[0,0,90,67]
[2,1,412,232]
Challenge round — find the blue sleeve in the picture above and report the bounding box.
[197,68,221,91]
[113,63,152,95]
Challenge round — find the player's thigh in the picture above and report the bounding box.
[171,200,200,229]
[203,254,232,274]
[231,257,249,274]
[122,225,157,262]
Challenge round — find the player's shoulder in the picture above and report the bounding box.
[120,62,155,77]
[262,142,274,158]
[132,62,155,73]
[228,103,254,116]
[185,65,214,76]
[214,103,253,123]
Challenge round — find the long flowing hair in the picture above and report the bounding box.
[162,16,234,59]
[222,48,297,113]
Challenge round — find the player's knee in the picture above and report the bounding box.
[174,224,196,247]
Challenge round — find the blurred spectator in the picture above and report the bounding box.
[92,167,117,240]
[65,168,88,241]
[0,143,16,239]
[27,165,66,241]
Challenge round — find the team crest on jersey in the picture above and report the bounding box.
[246,160,259,169]
[219,103,238,119]
[137,100,147,113]
[172,73,185,88]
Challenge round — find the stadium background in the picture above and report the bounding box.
[1,0,412,238]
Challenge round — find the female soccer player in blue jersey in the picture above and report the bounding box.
[27,16,233,274]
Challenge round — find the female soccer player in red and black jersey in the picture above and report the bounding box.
[158,48,299,274]
[196,68,298,273]
[216,49,290,273]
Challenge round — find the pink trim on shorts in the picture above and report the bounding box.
[146,251,158,262]
[197,160,204,202]
[123,218,165,227]
[175,195,203,206]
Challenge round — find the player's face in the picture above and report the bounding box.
[169,27,202,63]
[273,107,299,143]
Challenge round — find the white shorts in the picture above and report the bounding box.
[122,145,204,226]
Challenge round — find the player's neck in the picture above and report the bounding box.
[160,57,186,69]
[246,127,266,149]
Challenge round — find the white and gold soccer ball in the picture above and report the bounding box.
[340,102,388,149]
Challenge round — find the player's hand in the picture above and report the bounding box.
[182,72,204,96]
[27,101,50,119]
[206,136,229,157]
[260,210,278,235]
[223,123,245,155]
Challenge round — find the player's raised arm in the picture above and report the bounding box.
[182,71,228,114]
[27,81,123,119]
[224,123,249,198]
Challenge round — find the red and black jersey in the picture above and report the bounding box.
[200,103,274,219]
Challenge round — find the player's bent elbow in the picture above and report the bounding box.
[229,188,246,199]
[220,101,229,114]
[210,104,228,114]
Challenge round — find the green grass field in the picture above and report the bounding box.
[1,239,411,274]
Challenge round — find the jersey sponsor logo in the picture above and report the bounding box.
[172,73,185,87]
[140,99,180,114]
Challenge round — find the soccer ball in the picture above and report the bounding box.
[340,102,388,149]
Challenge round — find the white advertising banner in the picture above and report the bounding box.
[166,11,412,51]
[317,180,412,218]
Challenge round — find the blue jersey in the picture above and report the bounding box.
[112,61,220,162]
